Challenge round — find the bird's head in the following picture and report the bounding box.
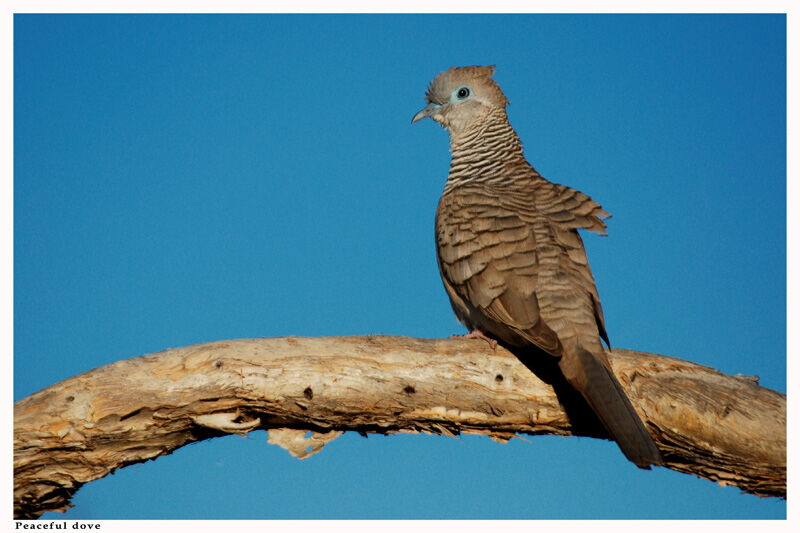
[412,65,509,136]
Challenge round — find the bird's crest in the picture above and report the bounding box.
[425,65,509,107]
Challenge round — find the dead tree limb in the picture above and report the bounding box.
[14,335,785,519]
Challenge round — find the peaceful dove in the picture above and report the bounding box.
[412,65,662,469]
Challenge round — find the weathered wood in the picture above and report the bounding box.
[14,335,786,518]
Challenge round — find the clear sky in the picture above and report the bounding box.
[14,14,785,519]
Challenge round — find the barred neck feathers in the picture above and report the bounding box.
[444,108,526,193]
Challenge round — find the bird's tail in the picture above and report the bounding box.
[560,347,663,469]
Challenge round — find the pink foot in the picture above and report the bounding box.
[450,329,498,350]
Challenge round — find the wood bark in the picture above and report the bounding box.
[14,335,785,519]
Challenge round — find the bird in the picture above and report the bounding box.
[412,65,663,469]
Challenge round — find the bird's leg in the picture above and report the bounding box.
[450,329,498,350]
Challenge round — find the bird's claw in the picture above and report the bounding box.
[450,330,498,350]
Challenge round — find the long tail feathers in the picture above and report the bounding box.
[560,348,663,469]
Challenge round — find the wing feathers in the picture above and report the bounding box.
[498,179,611,235]
[435,182,607,355]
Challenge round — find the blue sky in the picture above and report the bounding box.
[14,14,785,519]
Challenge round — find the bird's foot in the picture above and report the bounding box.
[450,329,498,350]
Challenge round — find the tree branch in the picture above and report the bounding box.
[14,335,786,519]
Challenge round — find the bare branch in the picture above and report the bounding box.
[14,336,786,518]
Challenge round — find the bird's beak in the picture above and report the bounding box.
[411,103,439,124]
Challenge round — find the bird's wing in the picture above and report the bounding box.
[436,180,609,350]
[500,177,610,345]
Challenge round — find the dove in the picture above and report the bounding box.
[413,65,662,468]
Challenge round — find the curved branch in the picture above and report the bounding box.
[14,336,786,518]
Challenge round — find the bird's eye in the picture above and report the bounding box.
[456,87,470,99]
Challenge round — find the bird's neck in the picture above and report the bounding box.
[445,108,527,192]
